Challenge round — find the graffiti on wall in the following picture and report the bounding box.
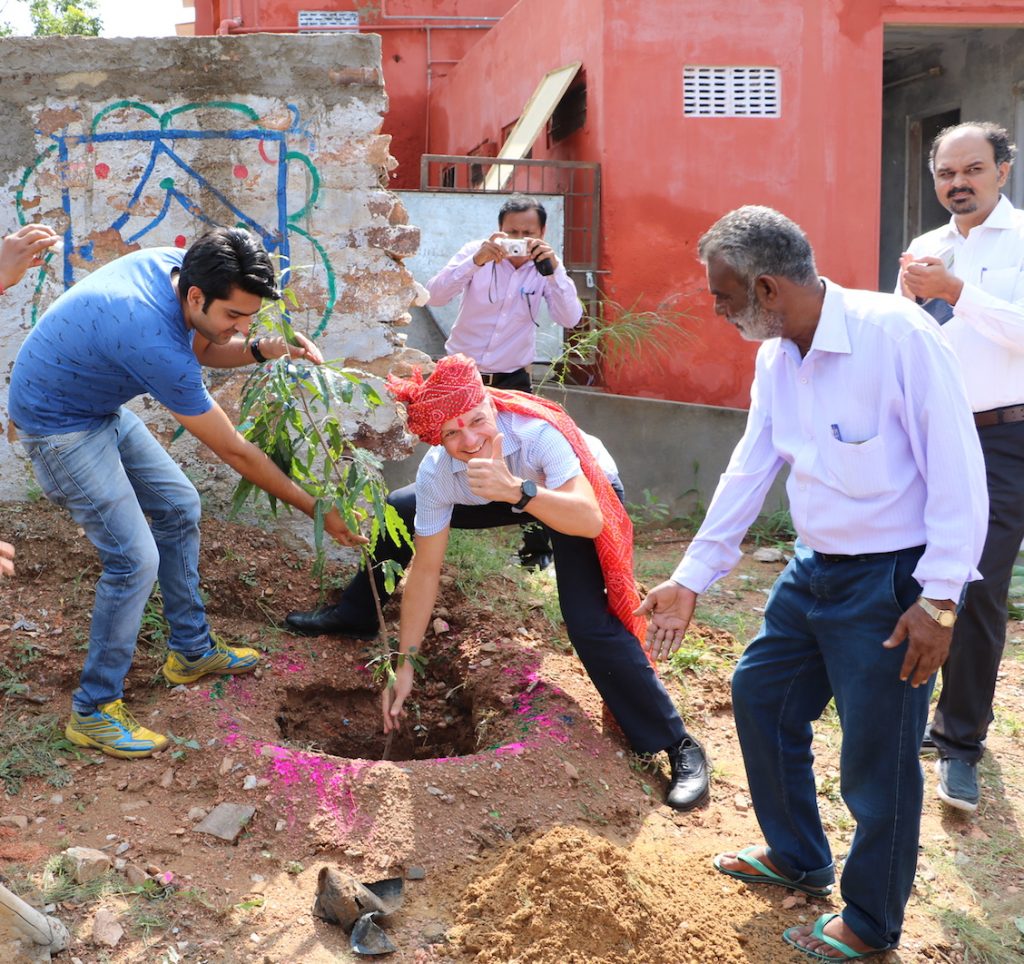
[15,100,336,333]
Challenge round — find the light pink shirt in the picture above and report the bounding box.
[426,239,582,373]
[672,281,987,602]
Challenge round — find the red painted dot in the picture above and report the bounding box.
[233,164,249,179]
[94,163,110,179]
[174,235,187,248]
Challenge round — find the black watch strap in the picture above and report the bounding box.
[250,338,268,364]
[513,479,537,510]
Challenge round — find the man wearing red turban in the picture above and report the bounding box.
[286,354,710,810]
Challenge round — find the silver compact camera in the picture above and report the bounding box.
[498,237,529,257]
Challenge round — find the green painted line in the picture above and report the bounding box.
[90,100,161,133]
[287,223,336,337]
[283,151,320,222]
[160,101,260,129]
[15,144,58,227]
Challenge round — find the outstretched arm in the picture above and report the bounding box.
[192,331,324,368]
[382,528,450,732]
[173,402,366,547]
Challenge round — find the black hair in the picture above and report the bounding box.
[498,193,547,230]
[929,122,1017,172]
[177,227,279,312]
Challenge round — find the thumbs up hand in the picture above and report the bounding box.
[466,432,520,502]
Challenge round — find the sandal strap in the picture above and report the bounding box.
[811,914,863,958]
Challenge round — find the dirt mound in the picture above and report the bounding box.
[450,825,784,963]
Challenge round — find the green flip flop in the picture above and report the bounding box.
[712,846,833,898]
[782,913,886,961]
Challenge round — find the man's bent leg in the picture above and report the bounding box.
[812,546,928,950]
[731,544,835,890]
[549,528,685,753]
[20,417,158,712]
[285,484,417,635]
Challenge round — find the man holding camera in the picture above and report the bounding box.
[425,194,583,395]
[424,194,582,570]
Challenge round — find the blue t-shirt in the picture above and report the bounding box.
[9,248,214,434]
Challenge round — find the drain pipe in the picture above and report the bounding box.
[217,0,242,35]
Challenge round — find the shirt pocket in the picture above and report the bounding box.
[821,434,891,499]
[979,265,1022,302]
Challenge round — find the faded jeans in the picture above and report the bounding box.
[19,407,212,713]
[732,540,928,950]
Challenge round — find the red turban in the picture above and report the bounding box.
[385,353,487,446]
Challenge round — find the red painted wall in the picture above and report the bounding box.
[194,1,516,188]
[196,0,1024,406]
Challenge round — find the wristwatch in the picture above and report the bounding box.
[917,596,956,628]
[513,479,538,510]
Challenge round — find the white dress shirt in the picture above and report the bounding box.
[426,240,582,373]
[902,194,1024,412]
[672,281,987,602]
[413,411,616,537]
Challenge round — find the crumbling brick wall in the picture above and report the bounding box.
[0,35,422,535]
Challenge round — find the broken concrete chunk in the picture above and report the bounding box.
[63,846,112,884]
[195,803,256,843]
[91,908,124,948]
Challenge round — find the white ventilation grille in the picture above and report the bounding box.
[298,11,360,32]
[683,66,781,117]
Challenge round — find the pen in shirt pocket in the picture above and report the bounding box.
[830,423,842,441]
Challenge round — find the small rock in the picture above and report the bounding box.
[243,775,258,791]
[563,761,579,781]
[734,793,750,812]
[92,908,124,947]
[187,807,208,822]
[432,617,450,635]
[159,768,175,789]
[479,642,498,653]
[781,894,806,909]
[115,841,131,856]
[125,864,150,886]
[251,874,265,883]
[406,866,427,881]
[426,786,444,796]
[114,858,127,871]
[256,778,271,789]
[195,802,256,843]
[64,846,112,883]
[219,757,234,777]
[421,921,446,940]
[0,814,28,830]
[49,794,64,805]
[170,827,187,836]
[275,819,287,832]
[752,547,786,563]
[145,863,163,877]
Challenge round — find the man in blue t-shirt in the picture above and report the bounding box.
[9,227,363,759]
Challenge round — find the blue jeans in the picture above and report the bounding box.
[732,541,928,950]
[19,408,212,713]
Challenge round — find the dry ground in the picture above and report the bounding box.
[1,499,1022,963]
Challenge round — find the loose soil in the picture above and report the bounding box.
[1,499,1023,963]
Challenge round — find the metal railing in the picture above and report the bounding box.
[418,154,600,272]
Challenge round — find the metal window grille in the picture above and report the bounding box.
[298,11,360,33]
[683,66,781,117]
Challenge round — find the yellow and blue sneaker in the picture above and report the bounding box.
[65,700,169,759]
[162,634,260,685]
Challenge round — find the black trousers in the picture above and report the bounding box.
[332,483,686,754]
[933,419,1024,762]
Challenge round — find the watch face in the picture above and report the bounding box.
[939,611,956,628]
[522,480,538,498]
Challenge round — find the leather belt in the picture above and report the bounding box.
[480,368,526,387]
[974,404,1024,428]
[814,546,923,564]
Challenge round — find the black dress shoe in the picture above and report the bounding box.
[284,605,379,639]
[665,737,710,811]
[519,551,554,571]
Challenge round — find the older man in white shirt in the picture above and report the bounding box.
[898,121,1024,814]
[638,206,986,960]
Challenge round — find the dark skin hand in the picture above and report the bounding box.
[882,600,954,686]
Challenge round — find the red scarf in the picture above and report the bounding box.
[488,388,649,649]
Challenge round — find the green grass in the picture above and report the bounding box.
[0,710,80,795]
[937,909,1024,964]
